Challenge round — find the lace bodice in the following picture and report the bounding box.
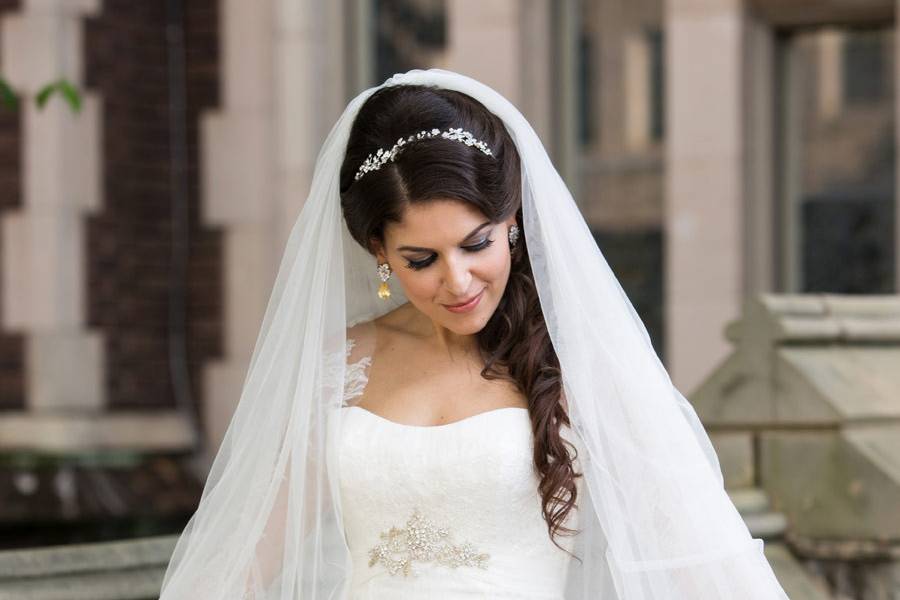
[336,322,581,599]
[342,337,372,405]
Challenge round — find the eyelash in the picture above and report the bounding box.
[404,238,495,271]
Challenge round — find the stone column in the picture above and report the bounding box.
[817,31,844,121]
[201,0,348,460]
[623,32,652,151]
[0,1,105,431]
[897,0,900,290]
[0,0,195,451]
[665,0,746,394]
[445,0,554,146]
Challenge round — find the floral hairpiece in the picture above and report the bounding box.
[354,127,493,181]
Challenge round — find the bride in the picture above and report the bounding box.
[159,69,789,599]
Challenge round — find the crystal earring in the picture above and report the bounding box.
[508,224,520,249]
[377,262,392,300]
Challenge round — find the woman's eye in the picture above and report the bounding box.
[405,256,435,271]
[463,238,494,252]
[403,238,495,271]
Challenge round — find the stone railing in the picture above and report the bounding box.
[0,535,177,600]
[692,293,900,599]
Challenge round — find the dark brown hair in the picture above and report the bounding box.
[339,84,581,552]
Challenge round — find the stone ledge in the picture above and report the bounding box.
[0,535,177,578]
[0,412,196,452]
[0,535,177,600]
[0,568,167,600]
[764,542,833,600]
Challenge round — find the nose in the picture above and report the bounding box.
[442,255,472,297]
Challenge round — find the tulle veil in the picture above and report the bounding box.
[159,68,789,599]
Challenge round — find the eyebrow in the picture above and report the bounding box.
[396,221,493,252]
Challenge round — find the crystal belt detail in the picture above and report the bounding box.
[367,508,490,577]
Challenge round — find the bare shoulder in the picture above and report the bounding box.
[345,319,377,364]
[372,302,420,335]
[370,302,429,350]
[346,319,375,344]
[346,302,418,362]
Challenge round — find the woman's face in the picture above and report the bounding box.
[374,199,517,335]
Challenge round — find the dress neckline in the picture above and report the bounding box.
[343,405,529,430]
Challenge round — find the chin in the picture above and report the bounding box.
[444,318,487,336]
[439,300,496,335]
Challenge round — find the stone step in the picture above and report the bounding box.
[729,486,771,515]
[765,542,834,600]
[745,511,789,540]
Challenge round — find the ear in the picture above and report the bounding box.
[370,237,387,264]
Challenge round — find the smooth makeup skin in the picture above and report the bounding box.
[374,199,517,339]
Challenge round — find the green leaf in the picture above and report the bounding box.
[0,77,18,111]
[35,81,55,109]
[35,79,82,113]
[57,79,82,112]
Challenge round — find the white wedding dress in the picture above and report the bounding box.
[337,321,582,599]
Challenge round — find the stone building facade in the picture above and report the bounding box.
[0,5,897,591]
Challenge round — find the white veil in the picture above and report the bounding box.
[159,68,789,599]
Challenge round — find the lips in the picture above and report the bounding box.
[444,288,484,308]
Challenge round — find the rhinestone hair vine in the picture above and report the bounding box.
[354,127,494,182]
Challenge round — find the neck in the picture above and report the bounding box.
[404,302,480,359]
[428,320,479,358]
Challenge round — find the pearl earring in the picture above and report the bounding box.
[377,262,392,299]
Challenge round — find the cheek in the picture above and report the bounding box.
[475,243,512,289]
[393,267,440,300]
[484,246,512,281]
[465,245,512,289]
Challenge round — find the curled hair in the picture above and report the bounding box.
[339,84,581,553]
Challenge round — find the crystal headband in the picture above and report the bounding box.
[354,127,493,181]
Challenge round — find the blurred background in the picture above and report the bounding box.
[0,0,898,598]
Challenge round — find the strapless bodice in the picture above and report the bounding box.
[338,405,579,599]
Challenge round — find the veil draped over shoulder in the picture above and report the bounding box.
[159,68,789,599]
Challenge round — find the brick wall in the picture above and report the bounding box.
[0,0,24,411]
[84,0,222,411]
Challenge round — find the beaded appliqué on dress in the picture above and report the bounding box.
[368,508,490,577]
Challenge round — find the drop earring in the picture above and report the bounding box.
[377,262,392,299]
[508,224,520,249]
